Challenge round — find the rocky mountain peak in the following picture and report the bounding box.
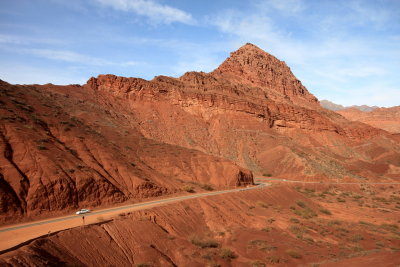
[212,43,318,104]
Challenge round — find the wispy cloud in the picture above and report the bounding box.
[208,0,400,107]
[0,34,65,45]
[257,0,305,14]
[93,0,195,24]
[3,47,139,67]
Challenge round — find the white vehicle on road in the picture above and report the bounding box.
[76,209,90,215]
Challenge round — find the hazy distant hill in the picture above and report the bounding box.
[320,100,379,112]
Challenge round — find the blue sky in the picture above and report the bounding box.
[1,0,399,107]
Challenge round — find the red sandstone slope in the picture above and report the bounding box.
[1,184,399,266]
[85,43,399,181]
[337,106,400,133]
[0,80,252,224]
[1,43,399,223]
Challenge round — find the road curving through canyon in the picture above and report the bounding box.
[0,181,269,253]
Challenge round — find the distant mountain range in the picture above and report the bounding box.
[320,100,400,133]
[320,100,379,112]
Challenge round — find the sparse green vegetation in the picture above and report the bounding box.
[37,145,48,150]
[289,225,308,238]
[328,220,342,226]
[220,248,237,261]
[286,249,302,259]
[261,227,271,232]
[183,185,195,193]
[191,237,219,248]
[296,201,306,208]
[248,240,277,251]
[251,260,266,267]
[380,223,399,233]
[257,201,268,208]
[292,206,317,219]
[267,256,285,264]
[320,208,332,215]
[351,234,364,242]
[200,184,214,191]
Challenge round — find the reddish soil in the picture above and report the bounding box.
[1,43,399,266]
[337,106,400,133]
[0,184,399,266]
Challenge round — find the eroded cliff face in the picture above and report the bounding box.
[1,43,399,223]
[0,79,252,223]
[212,43,319,106]
[85,44,399,181]
[337,106,400,133]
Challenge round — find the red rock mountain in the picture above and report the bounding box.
[337,106,400,133]
[320,100,379,112]
[1,43,399,223]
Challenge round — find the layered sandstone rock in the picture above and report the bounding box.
[0,79,252,223]
[338,106,400,133]
[1,43,399,223]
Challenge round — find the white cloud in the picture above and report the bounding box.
[0,34,64,45]
[349,0,392,27]
[208,3,400,108]
[93,0,195,24]
[2,46,139,67]
[258,0,305,14]
[0,64,88,85]
[210,10,308,64]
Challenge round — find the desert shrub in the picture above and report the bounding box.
[201,253,212,260]
[200,184,214,191]
[220,248,237,260]
[320,208,332,215]
[380,223,399,233]
[263,173,272,177]
[292,207,317,219]
[261,227,271,232]
[37,145,47,150]
[136,264,151,267]
[289,225,308,238]
[296,201,306,208]
[66,147,78,156]
[251,260,266,267]
[337,198,346,203]
[191,237,219,248]
[267,256,284,264]
[183,185,195,193]
[338,227,350,233]
[328,220,342,226]
[257,201,268,208]
[351,234,364,242]
[248,240,277,251]
[290,218,300,224]
[286,249,302,259]
[359,221,373,226]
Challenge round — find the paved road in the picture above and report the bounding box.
[0,182,268,253]
[256,177,400,185]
